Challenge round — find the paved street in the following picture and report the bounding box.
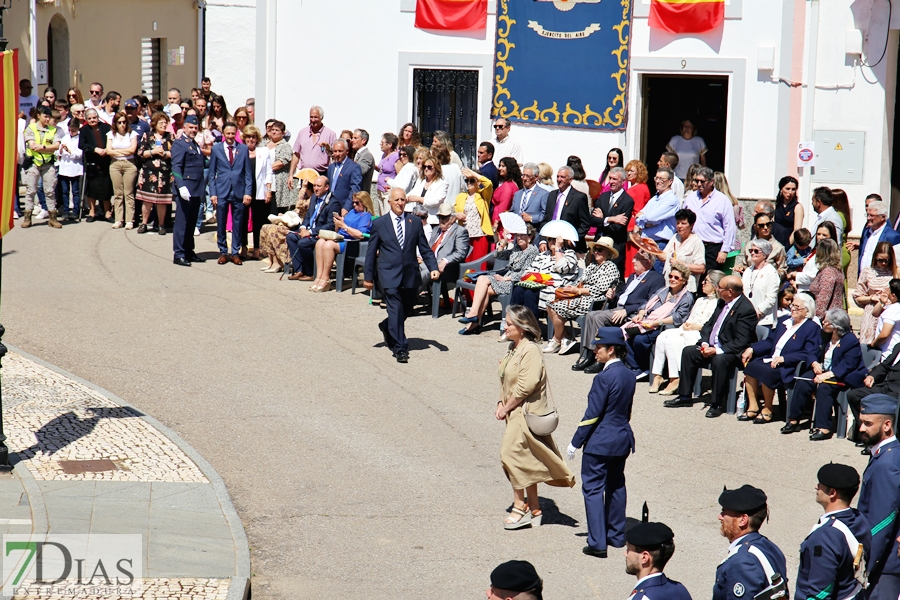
[2,221,870,599]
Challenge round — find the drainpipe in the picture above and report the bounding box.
[801,0,820,227]
[197,0,206,83]
[29,0,37,78]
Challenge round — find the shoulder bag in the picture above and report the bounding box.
[524,361,559,436]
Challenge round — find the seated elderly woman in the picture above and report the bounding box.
[621,261,694,378]
[651,270,725,394]
[310,191,374,292]
[741,238,781,328]
[509,236,578,329]
[739,292,820,424]
[782,308,868,440]
[459,225,539,337]
[543,237,621,354]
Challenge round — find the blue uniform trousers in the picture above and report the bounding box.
[173,195,202,260]
[581,453,627,551]
[216,197,245,255]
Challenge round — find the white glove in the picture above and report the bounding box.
[566,444,577,461]
[178,186,190,201]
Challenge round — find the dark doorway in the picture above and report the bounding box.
[641,75,729,182]
[412,69,479,168]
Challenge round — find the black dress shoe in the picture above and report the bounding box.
[582,546,607,558]
[173,257,192,267]
[85,215,96,223]
[584,361,603,374]
[188,253,206,263]
[664,397,693,408]
[394,350,409,364]
[378,321,396,350]
[861,447,871,456]
[810,430,833,441]
[572,352,594,371]
[855,441,866,447]
[705,407,723,418]
[780,422,803,434]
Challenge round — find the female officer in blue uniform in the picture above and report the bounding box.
[714,485,788,600]
[796,463,870,600]
[625,520,692,600]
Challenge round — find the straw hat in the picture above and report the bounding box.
[587,236,619,258]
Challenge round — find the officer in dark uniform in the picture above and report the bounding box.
[568,327,636,558]
[856,394,900,600]
[170,115,207,266]
[714,485,789,600]
[486,559,543,600]
[796,463,870,600]
[625,520,692,600]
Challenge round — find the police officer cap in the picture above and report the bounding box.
[817,463,859,490]
[860,394,898,416]
[594,326,625,346]
[490,560,542,593]
[626,522,674,549]
[183,115,199,125]
[718,484,767,514]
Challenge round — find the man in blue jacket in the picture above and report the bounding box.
[713,485,788,600]
[208,122,253,264]
[857,394,900,600]
[511,163,549,226]
[325,139,362,213]
[568,327,636,558]
[626,520,693,600]
[795,463,870,600]
[286,176,342,281]
[171,115,207,266]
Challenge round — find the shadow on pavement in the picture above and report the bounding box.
[17,406,143,458]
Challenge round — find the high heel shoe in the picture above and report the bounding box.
[458,315,479,324]
[530,509,542,527]
[504,504,533,530]
[459,325,481,336]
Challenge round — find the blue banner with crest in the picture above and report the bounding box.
[492,0,631,131]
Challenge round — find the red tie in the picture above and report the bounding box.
[431,231,446,253]
[228,145,234,165]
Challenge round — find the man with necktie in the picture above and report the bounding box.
[326,138,362,212]
[857,394,900,600]
[625,520,692,600]
[511,162,549,227]
[539,166,591,254]
[208,122,253,264]
[592,166,635,274]
[286,176,342,281]
[795,463,870,600]
[364,188,439,364]
[170,115,207,267]
[664,275,757,417]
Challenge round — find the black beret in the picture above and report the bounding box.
[626,521,674,549]
[817,463,860,490]
[490,560,541,593]
[719,485,767,514]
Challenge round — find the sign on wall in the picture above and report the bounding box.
[491,0,632,131]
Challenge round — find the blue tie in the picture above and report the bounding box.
[396,215,405,247]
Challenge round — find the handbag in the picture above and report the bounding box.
[524,364,559,436]
[554,282,584,301]
[317,230,345,242]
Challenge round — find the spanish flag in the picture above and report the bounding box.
[649,0,724,34]
[0,49,17,240]
[415,0,487,31]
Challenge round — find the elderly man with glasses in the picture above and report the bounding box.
[858,200,900,273]
[635,166,680,254]
[682,166,737,271]
[490,118,523,167]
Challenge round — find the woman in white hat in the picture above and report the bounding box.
[543,236,621,354]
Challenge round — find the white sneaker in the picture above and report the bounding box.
[194,227,200,236]
[124,222,134,230]
[37,209,49,219]
[542,340,561,354]
[559,338,578,355]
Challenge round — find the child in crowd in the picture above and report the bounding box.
[57,118,83,222]
[775,284,796,323]
[785,228,813,272]
[873,278,900,359]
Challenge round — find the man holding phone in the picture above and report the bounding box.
[287,176,342,280]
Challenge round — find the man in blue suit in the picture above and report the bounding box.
[857,199,900,273]
[713,485,788,600]
[511,163,548,226]
[625,521,693,600]
[286,176,342,281]
[171,115,207,267]
[208,122,253,264]
[364,188,439,364]
[326,139,362,213]
[857,394,900,600]
[568,327,636,558]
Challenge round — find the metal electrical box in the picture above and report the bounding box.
[811,130,865,183]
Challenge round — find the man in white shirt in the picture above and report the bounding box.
[491,118,523,166]
[810,186,844,247]
[18,79,38,116]
[97,91,121,126]
[85,82,104,110]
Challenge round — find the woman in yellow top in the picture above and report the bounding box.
[496,305,575,530]
[455,167,494,268]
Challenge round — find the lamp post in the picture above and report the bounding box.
[0,0,14,471]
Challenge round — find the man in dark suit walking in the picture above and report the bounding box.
[208,122,253,264]
[540,166,591,254]
[286,176,342,281]
[591,167,634,273]
[664,275,757,417]
[364,188,439,364]
[326,138,362,212]
[568,327,636,558]
[170,115,207,267]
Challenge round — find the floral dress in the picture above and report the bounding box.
[490,244,539,296]
[547,260,620,319]
[854,266,895,344]
[526,249,579,309]
[136,133,174,204]
[271,140,294,208]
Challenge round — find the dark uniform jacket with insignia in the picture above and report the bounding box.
[859,437,900,578]
[630,573,692,600]
[795,508,870,600]
[714,532,788,600]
